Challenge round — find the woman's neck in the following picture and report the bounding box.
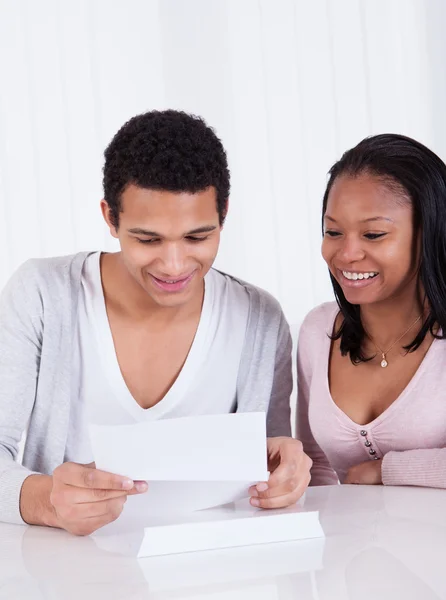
[359,285,426,351]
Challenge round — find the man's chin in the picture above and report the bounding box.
[146,282,198,308]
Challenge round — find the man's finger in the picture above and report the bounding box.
[249,475,300,500]
[266,456,299,490]
[58,482,147,504]
[250,474,310,509]
[64,496,128,521]
[55,463,134,491]
[64,502,126,536]
[250,451,311,500]
[250,490,302,510]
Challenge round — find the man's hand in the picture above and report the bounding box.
[249,437,311,509]
[344,459,383,485]
[50,462,148,536]
[21,463,148,536]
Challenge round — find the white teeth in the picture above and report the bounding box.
[342,271,378,280]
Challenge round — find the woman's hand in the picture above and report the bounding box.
[344,458,383,485]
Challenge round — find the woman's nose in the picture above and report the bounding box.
[338,237,366,264]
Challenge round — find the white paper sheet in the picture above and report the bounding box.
[92,498,325,558]
[89,412,269,515]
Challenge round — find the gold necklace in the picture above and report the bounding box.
[369,315,422,368]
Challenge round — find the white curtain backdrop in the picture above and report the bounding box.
[1,0,445,329]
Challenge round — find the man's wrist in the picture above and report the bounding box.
[20,474,59,528]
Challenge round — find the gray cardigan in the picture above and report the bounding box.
[0,252,292,525]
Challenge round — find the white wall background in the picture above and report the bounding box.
[1,0,445,329]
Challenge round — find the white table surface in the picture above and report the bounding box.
[1,484,445,599]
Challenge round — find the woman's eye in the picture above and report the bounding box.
[364,233,386,240]
[324,230,341,238]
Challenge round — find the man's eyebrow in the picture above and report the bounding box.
[127,226,217,236]
[128,228,160,236]
[186,226,217,235]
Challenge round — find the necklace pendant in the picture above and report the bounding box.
[380,354,388,368]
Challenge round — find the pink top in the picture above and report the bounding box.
[296,302,446,488]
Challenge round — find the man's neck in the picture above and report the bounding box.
[100,252,204,325]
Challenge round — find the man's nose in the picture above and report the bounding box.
[159,242,187,275]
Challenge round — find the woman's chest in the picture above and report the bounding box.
[308,374,446,485]
[328,341,433,426]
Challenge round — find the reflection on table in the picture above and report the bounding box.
[0,484,445,600]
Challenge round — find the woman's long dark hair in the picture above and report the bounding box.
[323,133,446,364]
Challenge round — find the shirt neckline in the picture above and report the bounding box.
[87,252,215,420]
[321,304,440,430]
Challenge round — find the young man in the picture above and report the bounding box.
[0,110,311,536]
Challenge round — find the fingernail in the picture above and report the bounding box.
[256,483,268,493]
[250,498,260,507]
[121,478,133,490]
[135,481,148,493]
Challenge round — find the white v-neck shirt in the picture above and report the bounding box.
[67,252,250,463]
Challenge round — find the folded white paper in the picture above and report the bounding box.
[89,412,268,515]
[93,498,325,558]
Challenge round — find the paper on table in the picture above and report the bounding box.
[93,498,325,559]
[89,412,269,515]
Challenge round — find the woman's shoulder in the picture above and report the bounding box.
[299,301,339,341]
[296,302,338,374]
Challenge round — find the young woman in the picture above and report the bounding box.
[297,133,446,487]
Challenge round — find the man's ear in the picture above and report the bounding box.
[100,199,119,239]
